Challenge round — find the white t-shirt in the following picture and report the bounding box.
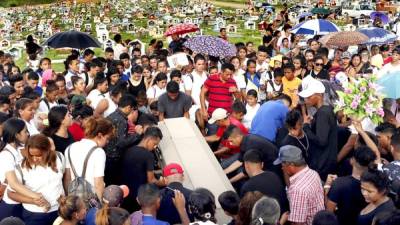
[146,85,166,100]
[114,44,127,60]
[0,144,24,204]
[104,95,117,118]
[25,120,40,136]
[37,99,58,114]
[87,89,108,109]
[65,139,106,191]
[233,70,246,90]
[266,80,282,93]
[243,103,260,129]
[18,155,65,213]
[183,70,208,106]
[65,71,78,91]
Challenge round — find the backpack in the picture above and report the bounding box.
[67,145,98,206]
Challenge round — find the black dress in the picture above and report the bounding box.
[127,78,146,97]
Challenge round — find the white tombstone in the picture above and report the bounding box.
[103,17,111,24]
[96,23,109,44]
[213,17,226,32]
[244,20,256,30]
[184,17,193,24]
[0,40,10,49]
[344,24,356,31]
[226,24,237,33]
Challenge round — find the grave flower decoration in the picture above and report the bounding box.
[334,74,384,124]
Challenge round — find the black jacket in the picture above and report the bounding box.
[104,109,141,160]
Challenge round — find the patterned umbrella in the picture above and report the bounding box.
[370,11,389,24]
[358,27,398,45]
[43,30,101,49]
[319,31,368,48]
[164,23,199,36]
[183,35,236,58]
[291,19,340,35]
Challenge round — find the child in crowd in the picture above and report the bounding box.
[282,63,301,109]
[266,69,283,100]
[243,90,260,129]
[218,191,240,225]
[37,80,59,114]
[170,69,185,92]
[26,72,43,96]
[209,66,218,75]
[146,73,167,104]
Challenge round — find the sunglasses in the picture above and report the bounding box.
[315,63,324,66]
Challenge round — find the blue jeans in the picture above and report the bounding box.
[22,208,58,225]
[0,201,22,221]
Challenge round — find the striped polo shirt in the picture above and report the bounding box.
[204,74,237,115]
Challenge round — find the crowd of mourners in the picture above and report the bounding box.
[0,6,400,225]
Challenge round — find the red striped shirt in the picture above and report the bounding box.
[288,167,325,225]
[204,74,237,115]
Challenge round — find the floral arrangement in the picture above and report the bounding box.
[334,74,384,124]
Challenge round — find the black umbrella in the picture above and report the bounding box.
[43,30,102,49]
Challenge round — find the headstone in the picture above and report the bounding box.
[244,20,256,30]
[226,24,237,33]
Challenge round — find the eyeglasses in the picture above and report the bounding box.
[315,63,324,67]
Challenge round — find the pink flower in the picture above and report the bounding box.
[368,82,378,90]
[351,100,359,109]
[365,104,375,115]
[377,108,385,117]
[354,94,362,102]
[344,88,352,94]
[360,86,367,93]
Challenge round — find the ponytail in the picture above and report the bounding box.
[95,205,130,225]
[83,117,114,139]
[95,204,110,225]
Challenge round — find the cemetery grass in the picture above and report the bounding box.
[0,0,55,7]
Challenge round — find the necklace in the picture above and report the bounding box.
[289,131,309,157]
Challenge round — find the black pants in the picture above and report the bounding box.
[105,158,122,186]
[22,209,58,225]
[0,201,22,221]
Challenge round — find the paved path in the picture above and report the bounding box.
[209,0,247,9]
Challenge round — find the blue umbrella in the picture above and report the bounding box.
[291,19,340,35]
[377,71,400,99]
[358,27,398,45]
[370,11,389,24]
[183,35,236,58]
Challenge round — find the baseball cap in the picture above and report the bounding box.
[163,163,184,177]
[273,145,305,165]
[102,185,129,207]
[298,78,325,98]
[341,51,352,59]
[208,108,228,124]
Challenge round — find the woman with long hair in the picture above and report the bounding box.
[358,168,396,225]
[70,76,86,97]
[65,117,114,199]
[95,205,130,225]
[58,195,87,225]
[188,188,217,225]
[0,118,45,220]
[9,134,65,225]
[42,106,74,154]
[146,73,167,104]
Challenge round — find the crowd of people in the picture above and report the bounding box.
[0,6,400,225]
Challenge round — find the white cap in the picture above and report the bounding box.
[298,78,325,98]
[208,108,228,124]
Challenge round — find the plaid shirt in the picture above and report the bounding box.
[288,166,325,225]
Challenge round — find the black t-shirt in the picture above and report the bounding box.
[280,134,311,164]
[262,35,273,56]
[357,199,395,225]
[241,171,289,213]
[239,134,279,173]
[157,182,193,224]
[26,42,41,55]
[121,146,154,211]
[304,105,337,181]
[327,176,367,225]
[52,133,75,154]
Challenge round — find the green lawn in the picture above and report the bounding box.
[0,0,55,7]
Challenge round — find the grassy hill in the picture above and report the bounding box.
[0,0,56,7]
